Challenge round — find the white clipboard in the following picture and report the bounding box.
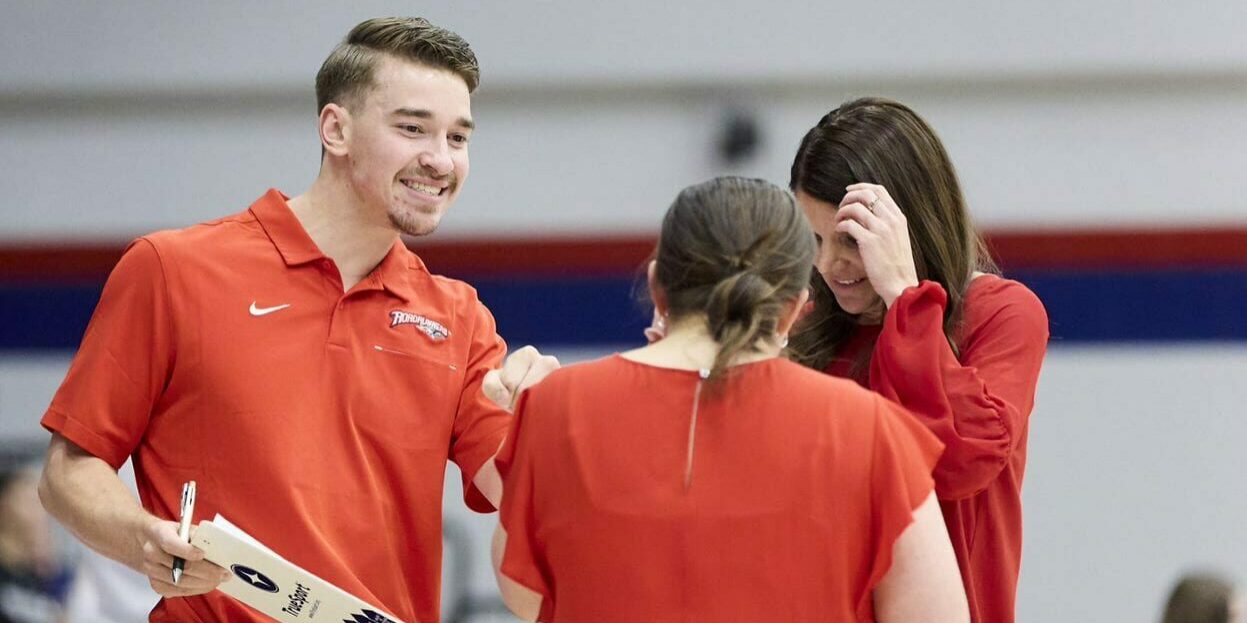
[192,514,406,623]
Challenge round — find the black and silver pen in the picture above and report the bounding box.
[172,480,196,585]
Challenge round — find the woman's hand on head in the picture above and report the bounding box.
[835,183,920,307]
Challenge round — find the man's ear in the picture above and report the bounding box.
[319,103,351,157]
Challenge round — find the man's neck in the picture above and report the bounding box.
[286,174,399,291]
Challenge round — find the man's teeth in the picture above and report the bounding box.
[402,180,441,196]
[835,278,864,285]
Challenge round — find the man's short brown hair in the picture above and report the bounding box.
[315,17,479,113]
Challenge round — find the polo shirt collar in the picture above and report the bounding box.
[372,239,427,303]
[249,189,427,303]
[250,188,325,267]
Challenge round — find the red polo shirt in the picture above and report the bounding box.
[43,189,511,623]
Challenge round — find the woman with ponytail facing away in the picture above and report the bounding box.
[489,177,968,623]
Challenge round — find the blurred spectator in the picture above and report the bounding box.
[0,464,71,623]
[1163,571,1244,623]
[63,553,156,623]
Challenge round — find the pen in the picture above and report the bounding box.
[172,480,196,585]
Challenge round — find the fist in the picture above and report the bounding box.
[482,346,561,411]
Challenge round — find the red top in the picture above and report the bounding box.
[42,190,511,623]
[497,355,943,623]
[827,275,1049,623]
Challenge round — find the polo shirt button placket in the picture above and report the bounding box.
[319,258,349,346]
[319,258,345,297]
[327,296,351,348]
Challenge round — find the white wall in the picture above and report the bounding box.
[5,80,1247,243]
[1020,345,1247,621]
[4,1,1247,91]
[2,2,1245,242]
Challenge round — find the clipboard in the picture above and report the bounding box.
[192,514,406,623]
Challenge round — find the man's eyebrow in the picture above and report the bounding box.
[392,108,475,130]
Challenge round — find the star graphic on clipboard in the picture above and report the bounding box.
[230,564,280,593]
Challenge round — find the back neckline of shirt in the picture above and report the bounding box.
[610,352,785,376]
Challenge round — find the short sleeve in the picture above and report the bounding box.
[859,397,944,616]
[497,389,556,621]
[41,238,176,469]
[449,298,512,512]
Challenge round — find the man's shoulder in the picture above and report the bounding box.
[140,208,261,256]
[424,271,483,302]
[398,248,486,304]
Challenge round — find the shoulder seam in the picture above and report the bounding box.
[132,237,178,373]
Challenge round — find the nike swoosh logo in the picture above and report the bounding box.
[249,302,291,316]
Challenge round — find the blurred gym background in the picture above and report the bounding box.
[2,2,1245,621]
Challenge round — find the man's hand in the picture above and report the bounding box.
[140,518,230,598]
[482,346,561,412]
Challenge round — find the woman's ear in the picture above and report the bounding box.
[647,260,668,317]
[777,287,812,338]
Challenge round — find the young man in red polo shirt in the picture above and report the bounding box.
[36,17,554,623]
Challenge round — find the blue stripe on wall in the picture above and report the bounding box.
[0,284,103,350]
[1010,268,1247,343]
[472,276,651,347]
[2,269,1245,350]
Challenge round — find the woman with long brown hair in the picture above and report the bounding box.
[491,177,968,622]
[788,97,1049,623]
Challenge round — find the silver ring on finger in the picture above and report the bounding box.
[867,195,881,213]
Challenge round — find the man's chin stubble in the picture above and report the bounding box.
[388,210,439,237]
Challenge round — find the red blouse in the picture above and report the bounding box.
[497,355,943,622]
[828,275,1049,623]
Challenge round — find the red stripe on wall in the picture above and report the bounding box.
[409,237,657,277]
[985,227,1247,270]
[0,245,128,283]
[2,227,1246,282]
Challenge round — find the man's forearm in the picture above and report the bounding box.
[38,434,155,572]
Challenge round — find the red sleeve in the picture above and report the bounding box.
[859,396,943,620]
[449,298,513,512]
[41,238,176,469]
[869,279,1049,500]
[496,389,556,621]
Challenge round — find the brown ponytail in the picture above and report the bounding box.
[655,177,815,385]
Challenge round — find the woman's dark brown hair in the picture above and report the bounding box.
[655,176,815,384]
[788,97,997,371]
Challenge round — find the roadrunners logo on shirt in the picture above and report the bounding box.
[389,310,450,341]
[342,609,396,623]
